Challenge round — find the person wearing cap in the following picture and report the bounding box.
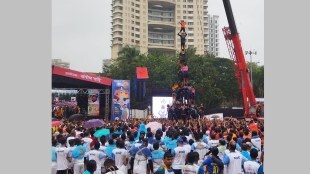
[172,137,190,174]
[202,147,224,174]
[129,138,153,174]
[222,141,248,174]
[243,148,262,174]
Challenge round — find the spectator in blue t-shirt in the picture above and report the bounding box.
[240,144,251,160]
[203,147,224,174]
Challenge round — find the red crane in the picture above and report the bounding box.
[222,0,258,119]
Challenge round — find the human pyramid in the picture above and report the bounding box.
[168,20,200,121]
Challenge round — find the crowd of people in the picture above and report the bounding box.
[52,117,264,174]
[52,101,81,118]
[52,20,264,174]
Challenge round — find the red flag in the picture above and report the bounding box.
[136,67,149,79]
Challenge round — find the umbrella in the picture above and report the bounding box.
[146,122,162,134]
[94,129,110,138]
[84,119,105,129]
[52,121,62,127]
[68,114,84,121]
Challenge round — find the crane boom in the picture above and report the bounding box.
[222,0,257,118]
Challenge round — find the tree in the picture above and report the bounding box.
[102,46,263,110]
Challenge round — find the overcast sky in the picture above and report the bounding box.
[52,0,264,73]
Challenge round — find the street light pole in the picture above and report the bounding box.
[245,50,257,86]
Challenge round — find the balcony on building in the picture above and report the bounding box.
[112,0,123,7]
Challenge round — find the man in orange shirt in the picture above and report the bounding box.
[249,120,259,133]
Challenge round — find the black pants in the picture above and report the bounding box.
[180,27,185,32]
[181,42,185,49]
[57,170,67,174]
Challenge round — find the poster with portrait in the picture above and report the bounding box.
[111,80,130,120]
[152,97,173,119]
[87,89,100,116]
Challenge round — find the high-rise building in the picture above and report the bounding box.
[111,0,205,59]
[52,59,70,69]
[206,14,219,56]
[203,0,209,54]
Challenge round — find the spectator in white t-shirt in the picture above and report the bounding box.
[82,131,93,153]
[85,141,106,174]
[223,141,248,174]
[55,137,70,174]
[112,140,129,173]
[243,148,262,174]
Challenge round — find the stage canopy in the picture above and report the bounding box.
[52,66,112,89]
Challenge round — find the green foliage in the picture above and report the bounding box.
[101,46,264,110]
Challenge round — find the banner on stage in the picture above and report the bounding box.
[152,96,173,119]
[111,80,130,120]
[87,89,100,116]
[204,113,224,120]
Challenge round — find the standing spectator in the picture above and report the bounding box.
[82,131,93,153]
[240,144,251,160]
[83,160,97,174]
[172,138,190,174]
[129,138,153,174]
[223,141,248,174]
[72,139,86,174]
[152,142,165,173]
[243,149,262,174]
[67,139,76,174]
[182,137,192,153]
[66,128,76,148]
[217,139,227,161]
[112,140,129,173]
[237,132,244,147]
[191,134,209,164]
[209,134,219,148]
[55,137,70,174]
[182,152,204,174]
[249,120,258,133]
[251,131,262,152]
[85,142,106,174]
[154,152,175,174]
[104,159,125,174]
[202,147,224,174]
[106,139,117,159]
[52,139,57,174]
